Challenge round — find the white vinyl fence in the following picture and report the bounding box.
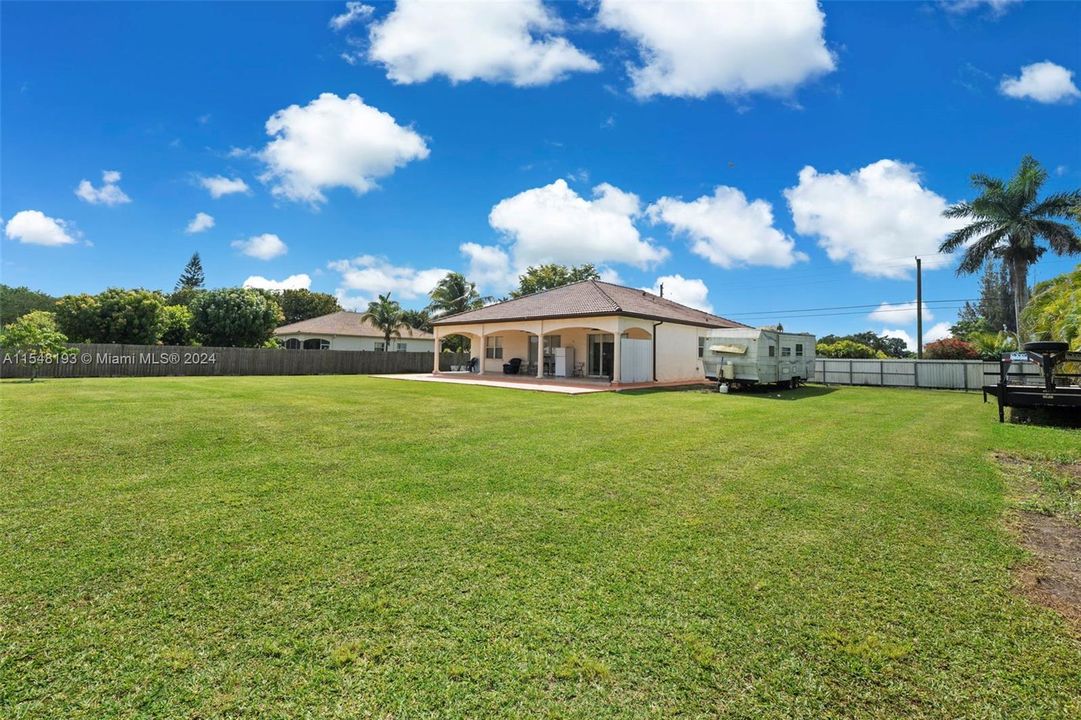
[814,358,1041,391]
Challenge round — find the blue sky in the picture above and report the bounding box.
[2,0,1079,346]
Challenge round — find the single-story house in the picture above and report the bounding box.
[274,311,435,352]
[431,280,748,384]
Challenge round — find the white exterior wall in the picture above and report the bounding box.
[644,321,705,382]
[276,333,434,352]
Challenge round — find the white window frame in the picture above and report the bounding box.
[396,342,407,352]
[284,338,301,350]
[485,336,503,359]
[795,343,804,357]
[781,346,792,358]
[374,341,385,352]
[768,345,776,357]
[698,336,707,358]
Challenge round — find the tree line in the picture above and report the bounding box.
[0,255,605,356]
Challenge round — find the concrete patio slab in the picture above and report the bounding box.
[378,373,712,395]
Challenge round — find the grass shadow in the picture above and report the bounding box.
[728,384,839,401]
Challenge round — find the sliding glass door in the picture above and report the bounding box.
[587,333,614,379]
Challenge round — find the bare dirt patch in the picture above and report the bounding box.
[997,454,1081,629]
[1011,511,1081,626]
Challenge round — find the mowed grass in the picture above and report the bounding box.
[1,377,1079,719]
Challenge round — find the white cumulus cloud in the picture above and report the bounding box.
[597,0,835,99]
[4,210,78,246]
[367,0,599,86]
[460,242,516,293]
[643,275,713,312]
[647,186,807,268]
[925,322,953,344]
[328,255,451,308]
[329,2,373,31]
[489,178,668,271]
[881,322,953,352]
[868,301,933,325]
[243,274,312,291]
[880,328,916,352]
[185,212,215,234]
[784,160,959,279]
[258,93,429,204]
[199,175,251,198]
[232,233,287,260]
[999,61,1080,104]
[75,170,131,206]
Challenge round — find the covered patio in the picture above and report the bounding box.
[431,316,657,385]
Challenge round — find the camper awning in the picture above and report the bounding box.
[709,344,747,354]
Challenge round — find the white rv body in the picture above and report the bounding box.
[701,328,816,388]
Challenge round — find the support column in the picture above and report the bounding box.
[432,327,440,374]
[612,330,622,384]
[536,322,545,379]
[477,331,485,375]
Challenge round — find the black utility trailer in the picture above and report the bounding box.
[983,341,1081,423]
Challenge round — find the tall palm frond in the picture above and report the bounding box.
[940,155,1081,334]
[361,292,404,350]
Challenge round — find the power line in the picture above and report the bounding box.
[717,298,977,317]
[732,306,968,321]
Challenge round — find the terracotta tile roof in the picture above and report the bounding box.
[274,311,435,339]
[432,280,747,329]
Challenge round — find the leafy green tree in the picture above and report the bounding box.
[277,289,341,324]
[1022,264,1080,350]
[400,308,433,333]
[95,288,166,344]
[815,340,884,359]
[0,284,56,327]
[190,288,283,347]
[950,302,992,341]
[427,272,487,316]
[0,311,74,381]
[160,305,194,346]
[361,293,404,351]
[54,293,102,343]
[175,252,205,291]
[55,289,166,344]
[511,263,600,298]
[817,331,907,358]
[940,156,1081,333]
[167,287,205,308]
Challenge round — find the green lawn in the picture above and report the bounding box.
[1,377,1079,719]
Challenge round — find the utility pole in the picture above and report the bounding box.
[916,256,923,359]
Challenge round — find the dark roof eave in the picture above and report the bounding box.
[433,310,746,330]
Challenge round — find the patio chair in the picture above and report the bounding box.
[502,358,522,375]
[467,357,479,373]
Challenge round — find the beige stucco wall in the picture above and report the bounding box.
[435,315,711,383]
[276,333,434,353]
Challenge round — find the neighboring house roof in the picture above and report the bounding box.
[274,311,435,339]
[432,280,748,329]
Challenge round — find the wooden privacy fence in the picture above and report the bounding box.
[0,343,471,379]
[814,358,1041,391]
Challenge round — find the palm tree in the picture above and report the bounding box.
[427,272,488,317]
[361,293,404,351]
[940,156,1081,334]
